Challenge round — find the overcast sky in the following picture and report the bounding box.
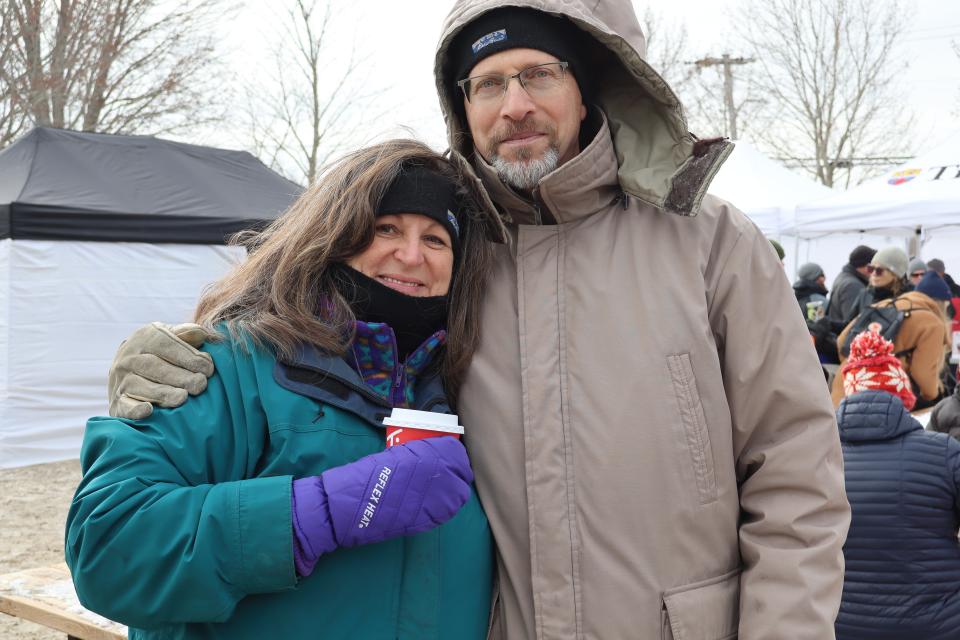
[208,0,960,179]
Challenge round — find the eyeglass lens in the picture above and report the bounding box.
[464,63,566,102]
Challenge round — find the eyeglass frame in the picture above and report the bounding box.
[865,265,889,276]
[456,61,570,103]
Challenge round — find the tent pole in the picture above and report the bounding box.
[792,234,800,280]
[908,226,921,258]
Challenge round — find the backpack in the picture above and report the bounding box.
[839,297,914,358]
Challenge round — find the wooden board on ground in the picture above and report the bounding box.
[0,564,126,639]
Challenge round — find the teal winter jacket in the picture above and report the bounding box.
[65,326,493,639]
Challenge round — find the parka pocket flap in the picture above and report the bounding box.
[663,569,740,640]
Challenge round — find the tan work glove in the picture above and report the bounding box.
[108,322,216,420]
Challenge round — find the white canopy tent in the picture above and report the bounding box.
[784,129,960,285]
[789,129,960,235]
[0,128,301,469]
[708,140,834,238]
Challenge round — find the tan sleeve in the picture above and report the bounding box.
[906,315,948,401]
[705,212,850,640]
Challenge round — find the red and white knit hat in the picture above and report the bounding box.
[840,329,916,410]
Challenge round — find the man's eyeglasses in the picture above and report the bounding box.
[865,265,887,276]
[457,62,569,103]
[910,271,926,279]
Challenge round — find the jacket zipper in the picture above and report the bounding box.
[391,366,406,407]
[531,187,544,225]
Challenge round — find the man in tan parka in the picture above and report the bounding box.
[435,3,850,639]
[107,1,850,638]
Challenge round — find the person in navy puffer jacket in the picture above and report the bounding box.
[836,329,960,640]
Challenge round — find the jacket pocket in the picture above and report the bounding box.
[661,569,740,640]
[667,353,718,505]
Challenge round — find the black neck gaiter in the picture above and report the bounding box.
[331,263,449,361]
[872,285,896,302]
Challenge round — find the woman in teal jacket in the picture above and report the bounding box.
[65,140,495,639]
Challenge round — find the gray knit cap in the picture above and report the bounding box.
[871,247,909,278]
[798,262,825,281]
[907,258,928,275]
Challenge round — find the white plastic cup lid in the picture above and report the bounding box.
[382,408,464,435]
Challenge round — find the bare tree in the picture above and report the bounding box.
[0,2,27,145]
[245,0,381,184]
[0,0,226,149]
[641,8,691,89]
[640,8,761,141]
[733,0,912,187]
[683,54,769,140]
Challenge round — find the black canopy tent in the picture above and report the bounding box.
[0,127,302,243]
[0,128,304,469]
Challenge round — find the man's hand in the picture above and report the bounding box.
[108,322,216,420]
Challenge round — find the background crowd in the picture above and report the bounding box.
[778,241,959,410]
[775,239,960,638]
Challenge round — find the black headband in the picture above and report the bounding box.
[378,165,463,261]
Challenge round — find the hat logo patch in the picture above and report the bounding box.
[446,210,460,237]
[472,29,506,54]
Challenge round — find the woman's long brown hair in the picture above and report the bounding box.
[193,139,494,397]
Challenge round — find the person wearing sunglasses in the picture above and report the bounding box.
[844,247,910,326]
[833,246,950,409]
[908,258,928,288]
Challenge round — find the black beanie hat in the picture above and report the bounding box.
[378,165,463,262]
[449,7,591,101]
[848,245,876,269]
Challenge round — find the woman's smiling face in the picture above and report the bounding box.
[346,213,454,297]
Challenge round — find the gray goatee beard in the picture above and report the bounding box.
[490,146,560,191]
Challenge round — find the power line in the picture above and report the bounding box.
[776,156,914,169]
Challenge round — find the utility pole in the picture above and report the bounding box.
[690,54,755,139]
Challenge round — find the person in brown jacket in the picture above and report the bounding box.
[832,291,950,409]
[103,1,851,638]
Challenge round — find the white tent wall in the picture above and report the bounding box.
[0,241,9,449]
[0,240,246,469]
[919,227,960,275]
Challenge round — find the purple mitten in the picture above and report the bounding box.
[291,475,337,576]
[291,436,472,576]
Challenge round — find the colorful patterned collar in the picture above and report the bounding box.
[350,321,446,407]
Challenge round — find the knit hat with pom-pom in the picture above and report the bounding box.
[840,329,916,410]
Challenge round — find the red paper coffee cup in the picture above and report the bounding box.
[383,408,464,447]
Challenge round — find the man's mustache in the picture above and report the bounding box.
[490,119,555,146]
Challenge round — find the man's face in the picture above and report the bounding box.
[463,48,587,189]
